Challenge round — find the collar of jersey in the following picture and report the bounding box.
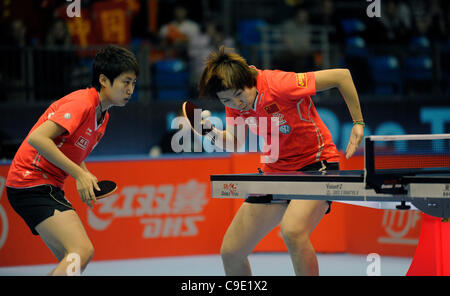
[251,90,260,111]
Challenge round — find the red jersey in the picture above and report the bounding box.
[6,87,109,189]
[226,69,339,172]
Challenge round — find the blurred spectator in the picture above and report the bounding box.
[274,6,315,72]
[0,19,29,101]
[365,0,412,46]
[188,19,235,89]
[408,0,427,23]
[34,17,77,101]
[413,0,447,42]
[311,0,343,45]
[45,17,72,47]
[10,19,29,47]
[0,18,29,46]
[381,0,412,43]
[158,4,200,59]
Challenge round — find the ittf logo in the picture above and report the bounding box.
[76,136,89,150]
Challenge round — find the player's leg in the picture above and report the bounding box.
[36,209,94,275]
[280,199,330,275]
[220,201,287,275]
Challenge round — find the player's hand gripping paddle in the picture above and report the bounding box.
[94,180,117,199]
[182,100,213,137]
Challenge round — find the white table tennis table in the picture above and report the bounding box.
[210,169,450,218]
[210,135,450,219]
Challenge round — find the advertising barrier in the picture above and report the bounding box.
[0,153,421,267]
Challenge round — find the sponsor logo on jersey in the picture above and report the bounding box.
[296,73,307,88]
[75,136,89,150]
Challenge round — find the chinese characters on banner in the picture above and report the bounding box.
[59,0,138,46]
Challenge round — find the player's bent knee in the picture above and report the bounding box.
[220,243,246,264]
[220,244,236,262]
[280,223,309,245]
[68,243,94,267]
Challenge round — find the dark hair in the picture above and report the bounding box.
[92,45,139,91]
[198,46,257,100]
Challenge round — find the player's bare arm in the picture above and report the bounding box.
[27,120,100,207]
[314,69,364,159]
[80,161,89,172]
[80,161,98,180]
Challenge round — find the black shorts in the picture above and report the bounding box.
[7,185,74,235]
[244,160,340,214]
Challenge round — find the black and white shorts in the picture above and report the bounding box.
[7,185,74,235]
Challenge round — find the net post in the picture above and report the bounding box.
[364,136,375,189]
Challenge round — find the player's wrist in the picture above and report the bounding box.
[353,120,365,127]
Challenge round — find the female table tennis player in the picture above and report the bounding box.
[5,45,138,275]
[198,46,364,275]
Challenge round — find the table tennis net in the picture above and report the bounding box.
[366,134,450,171]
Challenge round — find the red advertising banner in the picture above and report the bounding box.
[92,1,131,45]
[345,205,421,257]
[59,1,132,46]
[0,153,421,267]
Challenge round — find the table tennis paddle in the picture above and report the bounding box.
[94,180,117,199]
[182,100,213,137]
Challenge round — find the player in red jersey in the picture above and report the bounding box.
[198,46,364,275]
[6,45,138,275]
